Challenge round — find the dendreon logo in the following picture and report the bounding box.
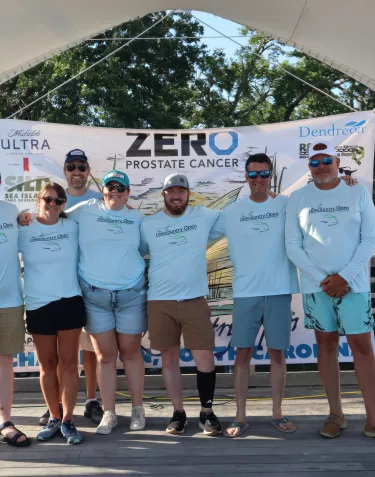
[299,120,366,138]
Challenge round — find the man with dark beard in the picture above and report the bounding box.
[140,173,222,436]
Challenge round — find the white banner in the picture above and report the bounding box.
[1,110,374,371]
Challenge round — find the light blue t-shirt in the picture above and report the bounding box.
[18,218,81,310]
[140,205,221,300]
[0,201,23,308]
[285,180,375,293]
[211,196,299,297]
[66,199,145,290]
[65,188,102,209]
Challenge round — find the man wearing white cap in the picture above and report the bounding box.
[286,140,375,439]
[140,173,222,436]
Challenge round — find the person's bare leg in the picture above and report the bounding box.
[83,351,98,399]
[225,348,252,437]
[315,330,342,417]
[90,330,118,412]
[347,332,375,426]
[161,347,183,411]
[117,333,144,407]
[0,355,27,443]
[57,362,63,402]
[33,334,60,419]
[57,328,81,422]
[268,348,295,431]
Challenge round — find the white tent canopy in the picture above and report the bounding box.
[1,0,374,90]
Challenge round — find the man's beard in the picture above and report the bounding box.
[314,174,337,185]
[69,176,86,190]
[164,198,189,216]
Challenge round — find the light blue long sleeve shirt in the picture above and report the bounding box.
[66,199,145,290]
[65,188,102,209]
[211,195,299,297]
[140,205,221,300]
[0,201,23,308]
[18,218,81,310]
[285,180,375,293]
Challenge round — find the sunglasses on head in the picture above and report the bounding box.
[309,157,333,168]
[66,163,88,172]
[105,183,127,193]
[42,196,66,206]
[247,170,271,179]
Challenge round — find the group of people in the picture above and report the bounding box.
[1,140,375,447]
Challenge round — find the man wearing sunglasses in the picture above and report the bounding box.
[38,149,103,427]
[286,140,375,439]
[211,153,299,437]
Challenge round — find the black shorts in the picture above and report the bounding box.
[26,296,86,335]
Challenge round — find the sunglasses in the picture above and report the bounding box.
[105,184,127,193]
[309,157,333,168]
[66,163,88,172]
[42,196,66,206]
[247,170,271,179]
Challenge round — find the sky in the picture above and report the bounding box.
[190,11,250,58]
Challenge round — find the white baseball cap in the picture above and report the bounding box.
[309,141,338,160]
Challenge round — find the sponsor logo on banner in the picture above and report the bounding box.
[3,176,51,204]
[1,129,50,154]
[299,119,367,138]
[299,143,365,165]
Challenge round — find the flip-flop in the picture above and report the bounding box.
[224,421,249,438]
[270,417,296,433]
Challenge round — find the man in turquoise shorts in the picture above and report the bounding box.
[286,140,375,439]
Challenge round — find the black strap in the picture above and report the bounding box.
[0,421,13,432]
[9,431,25,443]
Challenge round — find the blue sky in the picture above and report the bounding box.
[190,11,250,58]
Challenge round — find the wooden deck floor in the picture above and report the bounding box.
[1,387,375,476]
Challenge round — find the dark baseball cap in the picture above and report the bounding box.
[65,149,88,163]
[163,173,189,191]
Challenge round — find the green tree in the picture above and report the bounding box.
[0,12,207,128]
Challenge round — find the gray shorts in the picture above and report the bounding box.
[79,275,147,335]
[232,295,292,350]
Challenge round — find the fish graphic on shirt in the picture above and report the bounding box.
[0,233,8,244]
[106,224,124,234]
[250,220,269,233]
[42,242,61,252]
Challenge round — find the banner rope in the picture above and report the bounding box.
[6,10,175,120]
[189,12,358,113]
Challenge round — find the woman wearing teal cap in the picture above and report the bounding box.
[65,170,147,435]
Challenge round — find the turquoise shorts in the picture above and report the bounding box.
[232,295,292,350]
[302,291,374,335]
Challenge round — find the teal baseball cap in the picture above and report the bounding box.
[102,170,130,188]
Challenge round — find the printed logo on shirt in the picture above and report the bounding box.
[309,203,349,227]
[97,216,134,225]
[240,211,279,222]
[106,224,124,234]
[0,232,8,244]
[30,232,69,252]
[0,222,15,230]
[156,224,197,246]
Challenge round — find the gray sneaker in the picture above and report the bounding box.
[36,418,61,441]
[61,420,83,445]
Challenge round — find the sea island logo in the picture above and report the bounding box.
[299,119,366,138]
[4,176,50,204]
[1,129,50,152]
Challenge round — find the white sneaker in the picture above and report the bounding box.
[96,410,118,435]
[129,406,146,431]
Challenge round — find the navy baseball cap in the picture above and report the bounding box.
[65,149,88,163]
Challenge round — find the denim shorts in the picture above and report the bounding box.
[232,295,292,350]
[79,275,147,335]
[303,291,374,335]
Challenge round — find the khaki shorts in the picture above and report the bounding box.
[79,329,95,352]
[0,306,25,355]
[147,297,215,351]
